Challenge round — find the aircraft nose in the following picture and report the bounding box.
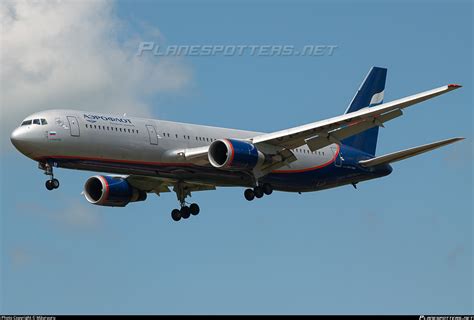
[10,127,22,148]
[10,127,33,155]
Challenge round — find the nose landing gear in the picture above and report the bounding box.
[40,162,60,191]
[45,178,60,190]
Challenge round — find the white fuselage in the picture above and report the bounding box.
[11,109,344,191]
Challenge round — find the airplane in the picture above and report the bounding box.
[10,67,464,222]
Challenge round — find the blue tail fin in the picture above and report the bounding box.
[342,66,387,156]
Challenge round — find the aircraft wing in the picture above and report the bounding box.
[251,84,462,151]
[165,84,461,173]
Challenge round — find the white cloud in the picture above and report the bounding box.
[9,247,34,268]
[54,200,101,230]
[0,0,191,148]
[16,197,102,231]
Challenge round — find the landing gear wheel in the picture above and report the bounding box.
[180,206,191,219]
[190,203,200,216]
[244,188,255,201]
[171,209,181,222]
[254,186,264,198]
[52,178,60,189]
[45,180,54,191]
[262,183,273,195]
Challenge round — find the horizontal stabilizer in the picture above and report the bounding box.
[359,137,464,167]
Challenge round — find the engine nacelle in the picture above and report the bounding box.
[208,139,264,169]
[83,175,147,207]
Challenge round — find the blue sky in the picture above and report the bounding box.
[1,0,472,314]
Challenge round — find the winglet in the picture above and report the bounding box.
[448,84,462,89]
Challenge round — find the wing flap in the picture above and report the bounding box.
[305,109,403,151]
[359,137,464,167]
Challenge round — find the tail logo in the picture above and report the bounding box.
[369,90,384,106]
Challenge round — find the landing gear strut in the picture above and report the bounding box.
[244,183,273,201]
[40,162,60,191]
[170,182,200,222]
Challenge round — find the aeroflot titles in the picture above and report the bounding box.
[83,114,132,124]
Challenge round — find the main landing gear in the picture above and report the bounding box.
[244,183,273,201]
[171,203,200,222]
[171,182,200,222]
[40,162,60,191]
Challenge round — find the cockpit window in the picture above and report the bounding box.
[21,120,32,126]
[41,119,48,125]
[33,119,40,125]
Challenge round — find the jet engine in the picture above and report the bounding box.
[208,139,264,169]
[83,175,147,207]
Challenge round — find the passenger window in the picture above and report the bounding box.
[86,124,88,128]
[128,129,131,133]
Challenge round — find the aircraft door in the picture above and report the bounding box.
[146,125,158,145]
[67,116,80,137]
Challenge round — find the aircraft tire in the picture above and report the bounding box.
[181,206,191,219]
[254,186,264,198]
[190,203,200,215]
[45,180,54,191]
[244,189,255,201]
[262,183,273,195]
[52,178,60,189]
[171,209,181,221]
